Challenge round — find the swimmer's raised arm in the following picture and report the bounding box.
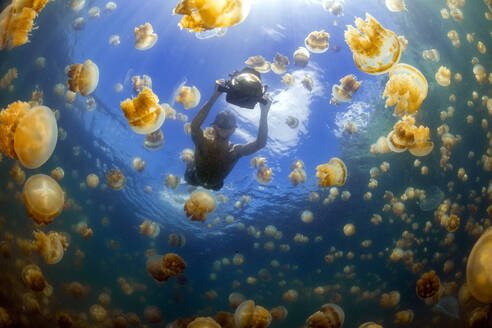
[191,80,224,145]
[234,94,272,157]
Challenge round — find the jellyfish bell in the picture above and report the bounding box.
[316,157,348,187]
[120,87,165,134]
[234,300,272,328]
[144,130,164,150]
[184,190,216,222]
[466,228,492,303]
[67,60,99,96]
[134,23,158,50]
[305,30,330,53]
[306,303,344,328]
[293,47,310,67]
[188,317,221,328]
[22,174,64,225]
[385,0,407,12]
[176,85,201,109]
[245,56,271,73]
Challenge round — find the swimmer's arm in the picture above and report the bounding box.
[234,97,271,157]
[191,86,222,145]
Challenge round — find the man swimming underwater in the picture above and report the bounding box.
[185,79,272,191]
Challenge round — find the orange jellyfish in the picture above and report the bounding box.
[22,174,64,225]
[234,300,272,328]
[32,230,69,264]
[139,220,160,239]
[331,74,361,104]
[0,102,58,169]
[305,30,330,53]
[316,157,348,187]
[466,229,492,303]
[120,87,165,134]
[382,63,428,116]
[229,292,246,310]
[173,0,252,32]
[176,85,201,109]
[184,190,217,222]
[344,13,401,74]
[416,270,440,300]
[67,60,99,96]
[21,264,46,291]
[106,169,126,190]
[134,23,158,50]
[306,303,344,328]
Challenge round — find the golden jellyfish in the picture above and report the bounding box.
[0,102,58,169]
[234,300,272,328]
[331,74,361,104]
[344,13,401,74]
[176,85,201,110]
[257,167,272,184]
[121,87,165,134]
[32,230,68,264]
[21,264,46,292]
[245,56,271,73]
[134,23,157,50]
[394,310,414,324]
[281,73,295,87]
[104,1,116,13]
[132,74,152,94]
[270,306,287,321]
[435,66,451,86]
[271,53,289,75]
[162,253,186,279]
[184,190,216,222]
[251,156,266,168]
[305,30,330,53]
[316,157,348,187]
[380,291,400,307]
[422,49,440,62]
[306,303,345,328]
[165,174,179,189]
[22,174,64,225]
[188,317,221,328]
[76,222,93,239]
[132,157,146,172]
[477,41,487,54]
[383,63,428,116]
[66,60,99,96]
[144,129,164,150]
[301,210,314,223]
[359,322,382,328]
[370,136,391,154]
[466,228,492,303]
[86,173,99,188]
[441,214,460,232]
[9,162,25,184]
[416,270,440,299]
[385,0,406,12]
[140,220,160,238]
[106,169,126,190]
[293,47,310,68]
[0,68,17,89]
[229,292,246,310]
[387,116,434,157]
[90,304,107,323]
[343,223,355,236]
[289,168,306,186]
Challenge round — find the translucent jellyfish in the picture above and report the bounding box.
[466,229,492,303]
[477,41,486,54]
[88,6,100,18]
[105,169,126,190]
[383,64,428,116]
[257,167,272,184]
[394,310,413,324]
[251,156,266,168]
[132,157,146,172]
[139,220,160,238]
[344,14,401,74]
[35,56,46,69]
[473,64,487,83]
[104,1,116,13]
[134,23,158,50]
[121,87,165,134]
[306,303,344,328]
[165,174,179,189]
[234,300,272,328]
[0,103,57,169]
[416,270,440,299]
[385,0,407,12]
[435,66,451,86]
[90,304,107,323]
[21,264,46,291]
[22,174,64,225]
[144,130,164,150]
[316,157,348,187]
[132,75,152,94]
[301,75,314,91]
[331,74,361,104]
[0,68,17,89]
[380,291,400,307]
[270,306,287,321]
[271,53,289,74]
[387,116,434,156]
[305,30,330,53]
[245,56,271,73]
[293,47,310,68]
[32,230,69,264]
[86,173,99,188]
[229,292,246,310]
[289,168,306,186]
[180,148,194,164]
[173,0,252,32]
[422,49,440,62]
[113,83,123,93]
[184,190,217,222]
[176,85,201,109]
[188,317,221,328]
[343,223,355,236]
[66,60,99,96]
[281,73,295,87]
[285,116,299,129]
[72,16,85,30]
[301,210,313,223]
[70,0,85,11]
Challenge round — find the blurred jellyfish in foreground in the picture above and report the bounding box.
[67,60,99,96]
[23,174,64,224]
[188,317,221,327]
[184,190,216,222]
[316,158,347,187]
[120,87,165,134]
[306,303,344,328]
[134,23,158,50]
[466,229,492,303]
[344,14,401,74]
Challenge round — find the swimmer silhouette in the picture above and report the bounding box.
[185,74,271,190]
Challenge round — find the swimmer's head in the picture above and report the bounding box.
[213,110,237,139]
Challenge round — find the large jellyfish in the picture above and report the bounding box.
[344,13,401,74]
[0,102,57,169]
[173,0,252,32]
[32,230,69,264]
[382,63,428,116]
[22,174,64,225]
[66,60,99,96]
[184,190,217,222]
[176,85,201,109]
[306,303,344,328]
[466,229,492,303]
[234,300,272,328]
[120,87,165,134]
[134,23,158,50]
[315,157,348,187]
[305,30,330,53]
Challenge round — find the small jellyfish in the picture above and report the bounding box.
[88,6,100,18]
[173,0,252,32]
[422,49,440,62]
[289,168,306,186]
[285,116,299,129]
[176,85,201,109]
[180,148,194,164]
[120,87,165,134]
[144,130,164,150]
[383,63,428,116]
[50,167,64,181]
[66,60,99,96]
[72,16,85,30]
[104,1,116,13]
[293,47,310,67]
[345,14,401,74]
[331,74,361,104]
[163,103,176,119]
[108,34,120,46]
[165,174,179,189]
[132,75,152,94]
[301,210,313,223]
[380,291,401,307]
[140,220,160,238]
[32,230,69,264]
[22,174,64,225]
[90,304,107,323]
[271,53,289,74]
[134,23,158,50]
[305,30,330,53]
[234,300,272,328]
[316,157,348,187]
[229,292,246,310]
[132,157,146,172]
[184,190,217,222]
[106,169,126,190]
[86,173,99,188]
[85,96,96,111]
[301,75,314,91]
[385,0,407,12]
[251,156,266,168]
[394,310,413,324]
[257,167,272,184]
[466,228,492,303]
[281,73,295,87]
[245,56,271,73]
[416,270,441,300]
[70,0,85,11]
[435,66,451,86]
[21,264,46,291]
[306,303,344,328]
[270,306,287,321]
[343,223,355,236]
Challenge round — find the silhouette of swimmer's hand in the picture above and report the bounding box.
[260,93,272,113]
[215,79,227,94]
